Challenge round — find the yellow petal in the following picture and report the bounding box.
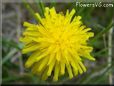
[76,63,83,74]
[22,43,39,54]
[35,13,42,23]
[49,7,56,16]
[60,62,65,75]
[66,63,73,79]
[41,68,49,80]
[47,58,56,76]
[47,53,55,65]
[79,61,86,72]
[38,57,49,71]
[53,61,60,81]
[23,22,35,27]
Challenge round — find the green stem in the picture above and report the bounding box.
[39,0,45,15]
[35,0,45,17]
[50,0,56,7]
[108,25,113,85]
[90,20,114,43]
[23,0,40,23]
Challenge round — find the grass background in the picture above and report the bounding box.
[2,0,114,85]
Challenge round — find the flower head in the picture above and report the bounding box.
[20,7,95,81]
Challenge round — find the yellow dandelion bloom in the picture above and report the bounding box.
[20,7,95,81]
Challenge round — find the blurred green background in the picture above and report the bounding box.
[2,1,114,85]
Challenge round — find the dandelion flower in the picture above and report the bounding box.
[20,7,95,81]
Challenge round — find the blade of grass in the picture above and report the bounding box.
[93,48,108,57]
[108,26,113,85]
[39,0,45,15]
[50,0,56,7]
[2,74,32,83]
[2,49,17,65]
[82,65,111,84]
[90,20,114,43]
[2,39,21,50]
[35,0,45,17]
[2,76,22,83]
[23,0,41,23]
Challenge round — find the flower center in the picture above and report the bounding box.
[54,38,70,48]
